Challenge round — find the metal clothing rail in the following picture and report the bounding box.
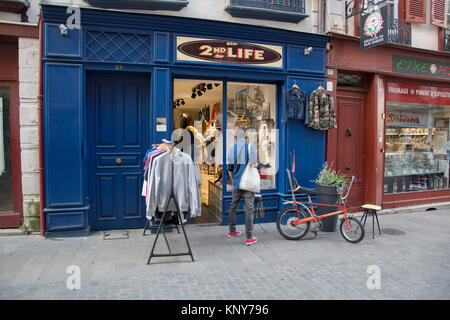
[147,139,195,264]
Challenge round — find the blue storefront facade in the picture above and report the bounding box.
[41,3,330,237]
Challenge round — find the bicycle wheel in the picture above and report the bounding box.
[339,217,365,243]
[276,206,310,240]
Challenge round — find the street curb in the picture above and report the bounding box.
[1,202,449,236]
[344,201,450,219]
[378,201,450,215]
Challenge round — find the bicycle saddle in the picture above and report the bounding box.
[295,186,318,196]
[292,177,318,196]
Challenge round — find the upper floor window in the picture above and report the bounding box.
[225,0,308,23]
[401,0,447,27]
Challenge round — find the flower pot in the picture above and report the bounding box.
[316,183,339,232]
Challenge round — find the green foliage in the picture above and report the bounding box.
[20,224,31,235]
[314,162,348,189]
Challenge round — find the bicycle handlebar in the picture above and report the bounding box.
[341,176,356,201]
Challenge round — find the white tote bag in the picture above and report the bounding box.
[239,144,260,193]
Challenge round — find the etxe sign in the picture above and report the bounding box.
[393,54,450,79]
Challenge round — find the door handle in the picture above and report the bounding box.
[347,128,352,136]
[116,158,122,165]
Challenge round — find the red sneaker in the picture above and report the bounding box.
[245,238,257,246]
[227,231,241,238]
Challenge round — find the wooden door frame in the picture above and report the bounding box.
[327,89,367,211]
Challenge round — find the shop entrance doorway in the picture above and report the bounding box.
[87,71,150,231]
[173,79,223,224]
[335,92,366,210]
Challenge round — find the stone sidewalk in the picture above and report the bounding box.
[1,209,449,300]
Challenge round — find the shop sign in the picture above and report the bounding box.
[393,54,450,80]
[176,36,283,68]
[385,111,428,128]
[360,5,388,50]
[386,82,450,106]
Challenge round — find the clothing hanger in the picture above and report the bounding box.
[161,139,173,151]
[292,80,299,90]
[317,85,325,91]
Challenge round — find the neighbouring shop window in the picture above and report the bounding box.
[0,87,13,212]
[337,73,364,88]
[384,101,450,194]
[227,82,277,190]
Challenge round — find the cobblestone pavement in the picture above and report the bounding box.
[1,209,449,300]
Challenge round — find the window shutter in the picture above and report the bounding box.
[405,0,427,23]
[430,0,447,28]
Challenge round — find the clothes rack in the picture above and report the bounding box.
[142,217,179,236]
[147,139,195,264]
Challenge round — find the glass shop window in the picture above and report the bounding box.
[0,87,13,212]
[384,102,450,194]
[226,82,277,190]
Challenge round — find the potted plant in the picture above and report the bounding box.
[313,162,349,232]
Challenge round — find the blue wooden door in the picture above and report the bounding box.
[87,72,150,231]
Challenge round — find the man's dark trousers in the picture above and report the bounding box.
[228,188,255,239]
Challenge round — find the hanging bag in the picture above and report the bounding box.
[239,143,260,193]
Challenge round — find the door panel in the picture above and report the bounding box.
[88,72,150,230]
[97,174,116,220]
[336,94,365,209]
[97,83,115,147]
[123,174,141,219]
[123,84,141,147]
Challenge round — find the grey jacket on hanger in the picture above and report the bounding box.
[146,148,201,219]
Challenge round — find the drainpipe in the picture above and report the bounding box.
[321,0,327,34]
[38,16,46,236]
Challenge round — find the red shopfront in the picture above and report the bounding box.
[383,83,450,207]
[326,33,450,210]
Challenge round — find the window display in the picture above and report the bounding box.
[172,79,278,222]
[384,103,450,194]
[227,82,277,190]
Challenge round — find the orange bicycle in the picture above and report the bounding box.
[276,169,365,243]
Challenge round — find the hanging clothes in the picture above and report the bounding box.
[282,85,308,123]
[258,123,271,165]
[142,146,169,201]
[307,86,337,130]
[204,125,217,164]
[211,102,219,121]
[180,114,189,129]
[144,146,201,220]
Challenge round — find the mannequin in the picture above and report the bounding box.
[186,125,204,187]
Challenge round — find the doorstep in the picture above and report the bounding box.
[0,228,25,236]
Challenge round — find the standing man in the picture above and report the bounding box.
[226,135,258,246]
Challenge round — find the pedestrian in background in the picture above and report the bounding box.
[226,135,258,246]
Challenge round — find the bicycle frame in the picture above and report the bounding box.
[284,169,356,228]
